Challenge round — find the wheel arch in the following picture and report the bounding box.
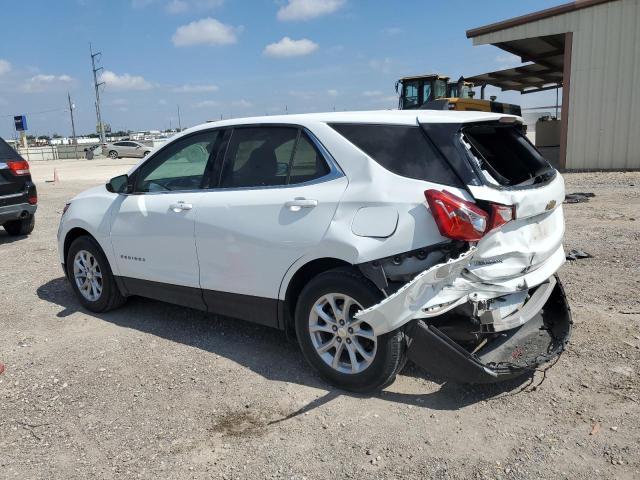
[63,228,113,276]
[280,257,352,333]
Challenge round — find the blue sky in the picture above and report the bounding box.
[0,0,565,137]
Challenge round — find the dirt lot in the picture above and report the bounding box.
[1,166,639,479]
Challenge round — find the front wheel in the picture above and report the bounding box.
[3,215,35,236]
[66,235,126,312]
[295,268,406,393]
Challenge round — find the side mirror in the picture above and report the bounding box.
[106,174,131,194]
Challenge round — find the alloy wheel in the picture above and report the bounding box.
[308,293,377,374]
[73,250,103,302]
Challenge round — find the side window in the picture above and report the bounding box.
[330,123,462,187]
[220,127,298,188]
[113,142,125,146]
[135,130,219,192]
[289,133,330,184]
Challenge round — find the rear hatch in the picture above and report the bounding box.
[423,119,565,286]
[0,137,33,206]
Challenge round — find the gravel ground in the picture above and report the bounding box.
[1,171,639,479]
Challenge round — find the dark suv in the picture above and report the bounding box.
[0,137,37,236]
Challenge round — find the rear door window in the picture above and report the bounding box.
[220,127,298,188]
[289,132,330,184]
[219,128,332,188]
[330,123,461,186]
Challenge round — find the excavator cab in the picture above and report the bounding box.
[396,74,450,110]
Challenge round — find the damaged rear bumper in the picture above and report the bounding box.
[406,276,572,383]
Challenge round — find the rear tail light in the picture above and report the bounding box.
[28,194,37,205]
[488,203,515,230]
[425,189,514,242]
[7,160,30,176]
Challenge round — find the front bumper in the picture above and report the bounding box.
[405,275,572,383]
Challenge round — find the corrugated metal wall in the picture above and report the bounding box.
[472,0,640,170]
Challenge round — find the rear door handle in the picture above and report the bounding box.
[170,202,193,212]
[285,198,318,211]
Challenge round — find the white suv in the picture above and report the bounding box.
[58,110,572,392]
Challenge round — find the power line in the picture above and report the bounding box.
[0,107,67,118]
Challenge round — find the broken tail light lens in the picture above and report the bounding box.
[488,203,515,231]
[425,189,488,241]
[7,160,30,176]
[425,190,515,241]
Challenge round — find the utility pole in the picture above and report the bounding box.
[90,43,106,143]
[67,92,79,160]
[177,104,182,131]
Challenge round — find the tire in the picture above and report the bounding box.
[66,235,126,313]
[143,151,150,157]
[3,215,35,236]
[108,150,118,159]
[295,267,406,393]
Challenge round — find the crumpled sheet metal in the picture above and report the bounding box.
[354,248,476,335]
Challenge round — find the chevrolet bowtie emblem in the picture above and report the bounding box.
[545,199,556,211]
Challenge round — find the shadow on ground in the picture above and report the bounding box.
[0,230,29,245]
[37,277,534,417]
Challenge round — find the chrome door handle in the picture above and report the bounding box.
[169,202,193,212]
[285,198,318,211]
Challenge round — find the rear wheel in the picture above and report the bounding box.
[3,215,35,236]
[66,235,126,312]
[108,150,118,159]
[295,267,406,393]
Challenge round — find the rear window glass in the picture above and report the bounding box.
[329,123,461,186]
[462,124,552,186]
[0,137,22,162]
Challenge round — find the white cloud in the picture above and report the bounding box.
[172,17,239,47]
[277,0,345,21]
[158,99,168,105]
[165,0,224,13]
[193,99,219,108]
[264,37,318,58]
[0,59,11,76]
[368,57,393,74]
[101,70,153,90]
[232,99,252,108]
[362,90,382,97]
[171,83,218,93]
[327,89,338,96]
[289,90,314,100]
[165,0,188,13]
[109,98,129,106]
[21,74,73,92]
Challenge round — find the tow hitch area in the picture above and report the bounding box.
[406,275,572,383]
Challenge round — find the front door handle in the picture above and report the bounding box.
[169,202,193,212]
[285,198,318,212]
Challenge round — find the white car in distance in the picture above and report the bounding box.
[58,110,572,392]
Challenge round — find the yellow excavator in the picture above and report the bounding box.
[396,73,521,116]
